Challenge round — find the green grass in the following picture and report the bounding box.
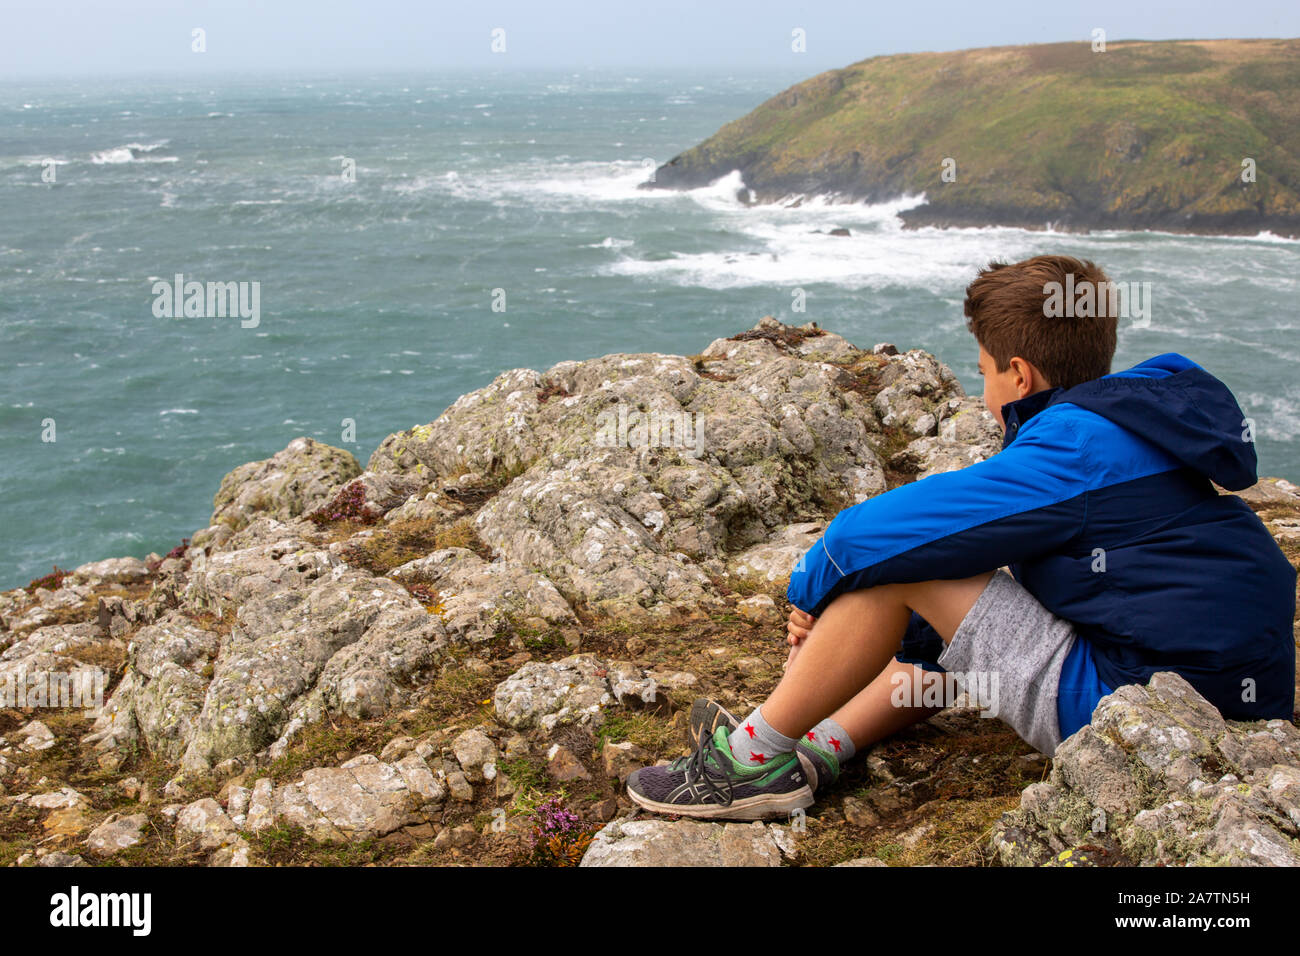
[595,711,678,757]
[499,756,549,795]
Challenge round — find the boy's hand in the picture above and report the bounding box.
[784,606,817,669]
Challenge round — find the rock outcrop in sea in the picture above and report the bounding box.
[1,317,1296,866]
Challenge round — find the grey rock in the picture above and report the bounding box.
[380,735,417,762]
[891,397,1001,479]
[726,522,824,585]
[547,745,591,782]
[16,720,55,752]
[446,770,474,802]
[389,548,576,642]
[581,819,783,867]
[2,624,109,709]
[26,787,88,810]
[87,813,149,857]
[871,349,964,437]
[209,836,253,867]
[351,469,427,517]
[87,534,454,770]
[69,557,150,587]
[211,436,361,532]
[175,798,239,850]
[602,740,650,782]
[245,778,276,833]
[842,796,881,827]
[493,653,662,732]
[255,753,443,843]
[369,320,906,620]
[92,615,218,762]
[992,672,1300,867]
[736,594,782,625]
[451,728,498,783]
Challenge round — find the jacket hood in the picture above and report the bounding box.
[1002,353,1258,491]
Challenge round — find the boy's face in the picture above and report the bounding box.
[978,344,1045,430]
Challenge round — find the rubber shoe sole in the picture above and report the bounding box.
[686,698,739,749]
[626,770,814,821]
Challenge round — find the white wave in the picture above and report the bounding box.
[1242,388,1300,442]
[159,408,198,415]
[387,175,443,195]
[598,202,1036,292]
[1238,230,1300,245]
[680,169,753,209]
[92,141,177,165]
[389,159,917,222]
[522,157,1300,252]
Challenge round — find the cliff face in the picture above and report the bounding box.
[0,319,1297,867]
[644,39,1300,237]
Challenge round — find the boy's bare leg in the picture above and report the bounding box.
[762,572,994,741]
[826,658,948,750]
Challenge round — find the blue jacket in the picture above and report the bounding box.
[787,353,1296,729]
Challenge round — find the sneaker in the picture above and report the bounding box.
[794,733,841,793]
[626,725,814,820]
[686,697,841,793]
[686,697,739,748]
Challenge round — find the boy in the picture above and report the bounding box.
[626,254,1297,820]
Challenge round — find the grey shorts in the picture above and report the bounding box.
[935,569,1077,755]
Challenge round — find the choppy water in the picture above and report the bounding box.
[2,69,1297,589]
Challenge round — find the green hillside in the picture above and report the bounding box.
[647,39,1300,236]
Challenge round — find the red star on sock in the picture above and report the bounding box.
[750,751,767,764]
[806,732,816,740]
[744,723,756,738]
[829,737,842,752]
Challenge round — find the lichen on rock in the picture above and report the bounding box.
[992,672,1300,866]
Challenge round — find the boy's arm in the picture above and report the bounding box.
[788,417,1090,617]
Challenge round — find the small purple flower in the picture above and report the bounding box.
[529,797,584,847]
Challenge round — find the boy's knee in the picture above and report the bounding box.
[812,572,994,644]
[896,571,997,643]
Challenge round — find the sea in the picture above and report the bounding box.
[2,69,1298,589]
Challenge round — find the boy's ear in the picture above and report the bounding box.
[1008,356,1050,395]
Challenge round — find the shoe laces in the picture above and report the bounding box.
[679,723,736,807]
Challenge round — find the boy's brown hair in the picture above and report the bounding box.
[964,255,1118,389]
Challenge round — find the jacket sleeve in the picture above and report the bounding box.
[787,414,1091,617]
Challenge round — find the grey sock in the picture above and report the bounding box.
[728,706,798,767]
[803,716,856,763]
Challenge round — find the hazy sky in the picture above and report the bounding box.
[2,0,1298,78]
